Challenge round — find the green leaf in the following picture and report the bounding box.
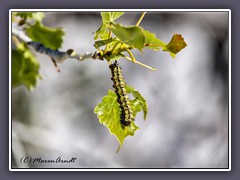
[101,12,125,22]
[15,12,45,22]
[143,30,166,50]
[94,85,148,151]
[126,85,148,120]
[107,23,145,51]
[163,34,187,57]
[94,90,139,152]
[94,24,109,40]
[94,38,116,49]
[12,43,41,90]
[94,12,124,40]
[25,21,65,49]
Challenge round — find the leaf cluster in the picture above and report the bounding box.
[11,12,187,151]
[93,12,187,150]
[12,12,65,89]
[94,12,187,62]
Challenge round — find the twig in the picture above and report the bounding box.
[126,48,136,63]
[136,12,147,27]
[12,27,102,63]
[12,27,156,71]
[12,28,31,42]
[51,58,61,72]
[121,54,156,71]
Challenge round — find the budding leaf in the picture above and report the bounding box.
[101,12,125,22]
[94,12,125,40]
[25,21,65,49]
[12,43,41,90]
[94,24,109,40]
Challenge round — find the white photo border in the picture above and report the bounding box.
[9,9,231,171]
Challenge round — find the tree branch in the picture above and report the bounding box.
[12,28,32,42]
[11,27,103,64]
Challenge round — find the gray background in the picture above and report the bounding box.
[11,11,229,169]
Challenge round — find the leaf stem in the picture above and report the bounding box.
[121,54,156,71]
[135,12,147,27]
[111,41,121,54]
[126,48,136,63]
[104,31,112,53]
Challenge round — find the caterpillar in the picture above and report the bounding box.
[109,61,134,126]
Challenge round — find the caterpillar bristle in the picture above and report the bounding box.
[109,60,133,127]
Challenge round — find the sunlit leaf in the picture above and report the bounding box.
[94,85,147,151]
[25,21,65,49]
[126,85,148,120]
[94,12,124,40]
[107,23,145,51]
[12,43,41,90]
[163,34,187,57]
[94,24,109,40]
[101,12,125,22]
[94,38,116,48]
[143,30,166,51]
[15,12,45,22]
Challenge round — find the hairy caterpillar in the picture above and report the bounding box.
[109,61,134,126]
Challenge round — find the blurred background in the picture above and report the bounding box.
[11,11,229,168]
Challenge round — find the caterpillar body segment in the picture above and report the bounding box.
[109,61,134,126]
